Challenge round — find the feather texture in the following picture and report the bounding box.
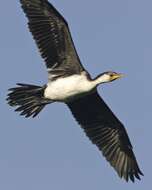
[67,92,143,182]
[20,0,84,79]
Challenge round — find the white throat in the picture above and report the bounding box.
[92,74,110,86]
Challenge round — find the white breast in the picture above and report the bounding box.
[44,74,94,102]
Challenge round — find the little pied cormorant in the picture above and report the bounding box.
[7,0,143,182]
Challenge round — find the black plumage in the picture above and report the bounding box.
[67,92,143,182]
[7,83,51,118]
[20,0,84,79]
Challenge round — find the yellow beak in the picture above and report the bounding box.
[112,73,124,80]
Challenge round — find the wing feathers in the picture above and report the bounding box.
[20,0,84,77]
[67,92,143,182]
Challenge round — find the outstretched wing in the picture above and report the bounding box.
[20,0,84,79]
[67,92,143,182]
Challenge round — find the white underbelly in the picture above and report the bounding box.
[44,74,94,102]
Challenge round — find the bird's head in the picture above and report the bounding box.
[94,71,124,86]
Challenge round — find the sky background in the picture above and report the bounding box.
[0,0,151,189]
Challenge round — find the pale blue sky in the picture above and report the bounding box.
[0,0,151,189]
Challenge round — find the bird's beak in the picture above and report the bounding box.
[112,73,124,80]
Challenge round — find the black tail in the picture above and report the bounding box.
[6,83,51,118]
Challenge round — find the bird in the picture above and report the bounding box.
[7,0,143,182]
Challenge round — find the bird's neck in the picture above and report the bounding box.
[91,74,110,87]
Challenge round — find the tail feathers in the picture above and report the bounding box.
[6,83,51,118]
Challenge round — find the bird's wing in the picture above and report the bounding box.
[67,91,143,182]
[20,0,85,80]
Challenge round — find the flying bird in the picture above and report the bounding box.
[7,0,143,182]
